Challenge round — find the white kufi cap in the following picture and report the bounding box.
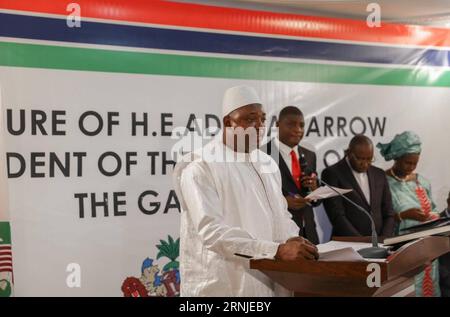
[222,85,262,117]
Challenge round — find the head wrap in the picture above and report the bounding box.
[376,131,422,161]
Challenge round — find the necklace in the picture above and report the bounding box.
[390,168,411,183]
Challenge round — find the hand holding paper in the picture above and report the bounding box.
[305,186,352,201]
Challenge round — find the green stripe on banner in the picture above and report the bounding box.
[1,41,450,87]
[0,222,11,245]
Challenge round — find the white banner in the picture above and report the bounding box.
[0,65,449,296]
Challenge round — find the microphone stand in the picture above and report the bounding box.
[319,178,389,259]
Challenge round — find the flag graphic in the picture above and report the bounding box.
[0,222,13,297]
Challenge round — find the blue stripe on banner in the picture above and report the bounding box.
[1,13,449,67]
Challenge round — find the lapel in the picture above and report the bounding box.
[297,146,303,161]
[280,153,299,190]
[297,146,308,172]
[367,167,376,210]
[268,140,299,191]
[279,148,299,191]
[340,159,371,209]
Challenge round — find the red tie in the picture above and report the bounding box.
[290,150,302,190]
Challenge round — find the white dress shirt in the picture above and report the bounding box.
[274,138,299,176]
[346,158,371,205]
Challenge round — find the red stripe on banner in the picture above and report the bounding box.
[0,256,13,262]
[0,0,450,47]
[0,252,12,257]
[0,246,11,250]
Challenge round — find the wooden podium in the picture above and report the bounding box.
[250,236,450,297]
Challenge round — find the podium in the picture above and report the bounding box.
[250,236,450,297]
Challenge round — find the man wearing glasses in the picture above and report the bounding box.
[321,135,395,237]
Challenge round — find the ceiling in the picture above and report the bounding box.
[175,0,450,27]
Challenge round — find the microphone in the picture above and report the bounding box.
[299,152,314,195]
[299,152,313,176]
[318,177,389,259]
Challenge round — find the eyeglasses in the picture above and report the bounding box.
[349,152,376,164]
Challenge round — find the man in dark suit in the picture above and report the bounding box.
[440,192,450,219]
[321,135,395,237]
[263,106,320,244]
[440,191,450,297]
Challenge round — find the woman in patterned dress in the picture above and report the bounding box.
[377,131,441,297]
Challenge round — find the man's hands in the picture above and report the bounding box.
[285,195,310,210]
[275,236,319,261]
[285,173,318,210]
[301,173,318,191]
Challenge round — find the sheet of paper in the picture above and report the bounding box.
[317,241,388,262]
[305,186,352,201]
[318,241,379,252]
[318,247,365,262]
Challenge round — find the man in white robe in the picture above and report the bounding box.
[173,85,318,297]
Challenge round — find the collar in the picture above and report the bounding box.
[275,138,299,157]
[345,157,367,176]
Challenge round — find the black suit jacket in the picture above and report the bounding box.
[440,209,450,297]
[321,158,395,237]
[263,140,320,245]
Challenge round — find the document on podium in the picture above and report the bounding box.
[317,241,388,262]
[383,224,450,246]
[305,186,352,201]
